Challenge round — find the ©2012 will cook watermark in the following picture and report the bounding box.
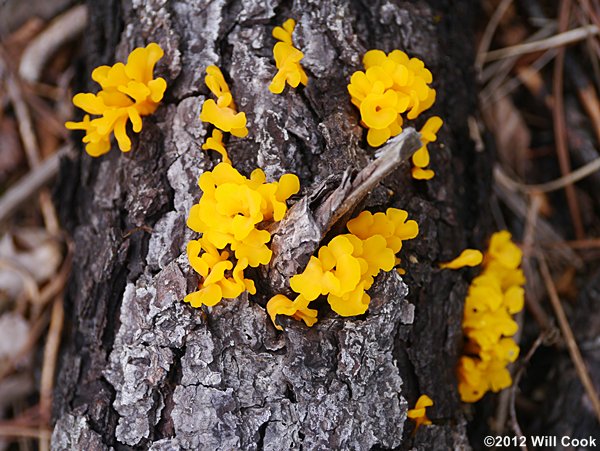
[484,435,598,448]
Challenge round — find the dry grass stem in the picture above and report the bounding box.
[476,0,513,73]
[0,146,67,224]
[552,0,585,240]
[0,425,51,440]
[493,158,600,194]
[19,5,87,83]
[538,255,600,423]
[484,24,599,62]
[39,296,64,422]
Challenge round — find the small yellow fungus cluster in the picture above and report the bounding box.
[65,43,166,157]
[439,248,483,269]
[185,162,299,308]
[457,231,525,403]
[412,116,443,180]
[269,19,308,94]
[266,294,318,330]
[267,208,418,330]
[202,129,231,164]
[347,49,437,148]
[407,394,433,431]
[200,66,248,139]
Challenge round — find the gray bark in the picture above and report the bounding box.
[52,0,484,449]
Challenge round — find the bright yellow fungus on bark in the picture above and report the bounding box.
[267,207,418,328]
[65,43,166,156]
[185,163,299,308]
[457,231,524,403]
[202,129,231,164]
[346,208,419,254]
[411,115,443,180]
[185,239,256,307]
[407,395,433,430]
[347,49,437,147]
[267,294,318,331]
[200,65,248,137]
[439,249,483,269]
[269,19,308,94]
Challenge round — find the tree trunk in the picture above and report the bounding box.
[52,0,485,449]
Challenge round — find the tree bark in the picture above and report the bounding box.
[52,0,486,449]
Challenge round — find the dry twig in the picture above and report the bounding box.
[19,5,87,83]
[493,158,600,194]
[507,333,547,451]
[494,175,583,269]
[538,254,600,423]
[0,146,68,225]
[484,24,599,62]
[0,50,60,234]
[475,0,513,74]
[552,0,585,239]
[0,425,51,441]
[39,295,64,451]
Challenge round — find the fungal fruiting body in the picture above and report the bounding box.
[185,163,299,308]
[267,208,418,330]
[407,395,433,431]
[457,231,525,402]
[202,129,231,164]
[411,115,443,180]
[347,49,436,147]
[269,19,308,94]
[439,248,483,269]
[347,49,443,180]
[65,43,166,156]
[200,65,248,139]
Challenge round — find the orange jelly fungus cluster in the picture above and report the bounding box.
[200,66,248,138]
[457,231,525,402]
[267,208,418,330]
[185,163,299,308]
[407,394,433,431]
[65,43,166,156]
[269,19,308,94]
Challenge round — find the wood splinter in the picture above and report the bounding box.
[265,127,422,294]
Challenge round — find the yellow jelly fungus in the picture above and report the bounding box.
[65,43,166,156]
[457,231,525,403]
[185,163,300,308]
[347,49,437,147]
[184,239,256,308]
[346,208,419,254]
[202,129,231,164]
[486,230,522,269]
[411,168,435,180]
[267,207,418,328]
[200,65,248,137]
[269,19,308,94]
[439,249,483,269]
[267,294,318,330]
[407,395,433,430]
[411,115,443,180]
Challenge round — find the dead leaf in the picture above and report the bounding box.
[0,312,29,360]
[0,228,61,304]
[0,118,23,183]
[482,95,531,176]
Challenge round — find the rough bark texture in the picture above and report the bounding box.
[53,0,486,449]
